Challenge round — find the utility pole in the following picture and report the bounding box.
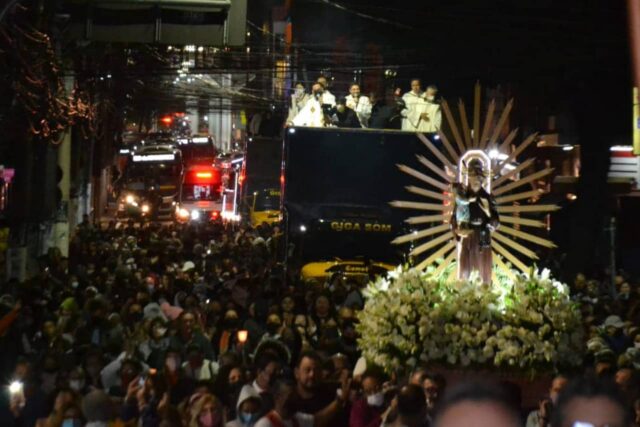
[628,0,640,154]
[52,75,74,257]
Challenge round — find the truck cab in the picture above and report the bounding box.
[175,163,223,222]
[250,188,281,227]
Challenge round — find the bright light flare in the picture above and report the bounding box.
[9,381,23,395]
[237,330,248,344]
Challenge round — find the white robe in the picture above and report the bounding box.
[401,91,424,131]
[287,93,311,124]
[320,90,336,107]
[292,98,326,127]
[345,94,372,128]
[401,92,442,132]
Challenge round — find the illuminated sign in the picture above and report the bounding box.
[330,221,392,233]
[132,154,176,162]
[192,137,210,143]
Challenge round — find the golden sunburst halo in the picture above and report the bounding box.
[390,82,558,278]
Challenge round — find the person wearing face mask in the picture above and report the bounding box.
[525,375,568,427]
[59,402,84,427]
[286,82,311,126]
[188,393,225,427]
[227,385,263,427]
[68,367,90,395]
[139,318,170,369]
[350,370,386,427]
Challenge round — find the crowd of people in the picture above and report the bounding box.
[286,76,442,132]
[0,217,638,427]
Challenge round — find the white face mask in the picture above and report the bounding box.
[69,379,85,392]
[295,88,305,97]
[426,95,435,102]
[367,392,384,407]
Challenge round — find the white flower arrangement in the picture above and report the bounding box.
[357,264,583,375]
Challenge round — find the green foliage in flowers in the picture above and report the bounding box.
[357,264,583,376]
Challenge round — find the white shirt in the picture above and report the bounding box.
[345,94,372,128]
[254,412,314,427]
[292,97,326,127]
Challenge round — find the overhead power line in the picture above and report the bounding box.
[314,0,415,30]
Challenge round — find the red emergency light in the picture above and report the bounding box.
[160,116,173,125]
[211,211,220,219]
[185,168,221,185]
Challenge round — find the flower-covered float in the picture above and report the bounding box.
[357,85,583,404]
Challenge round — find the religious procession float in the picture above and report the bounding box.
[357,85,584,402]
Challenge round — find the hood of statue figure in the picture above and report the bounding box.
[467,158,485,175]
